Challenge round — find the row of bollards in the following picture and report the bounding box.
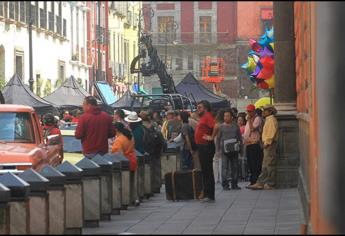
[0,150,154,235]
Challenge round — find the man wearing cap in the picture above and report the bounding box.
[249,105,278,190]
[243,104,264,187]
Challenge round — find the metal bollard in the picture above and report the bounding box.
[39,165,66,235]
[76,158,101,227]
[56,161,83,234]
[143,152,152,199]
[103,154,122,215]
[135,150,145,202]
[18,169,49,235]
[0,173,30,235]
[91,154,113,220]
[0,183,10,235]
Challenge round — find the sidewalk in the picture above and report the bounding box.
[83,182,304,235]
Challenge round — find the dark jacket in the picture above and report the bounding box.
[75,106,114,155]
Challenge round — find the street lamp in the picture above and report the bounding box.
[28,2,34,92]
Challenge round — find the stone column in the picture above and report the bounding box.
[273,2,299,188]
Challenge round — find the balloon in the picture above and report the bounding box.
[247,56,257,73]
[259,46,274,58]
[257,67,274,80]
[251,64,262,77]
[267,27,274,40]
[268,43,274,51]
[249,76,257,84]
[259,56,274,71]
[249,39,261,52]
[248,50,257,56]
[252,54,260,63]
[258,35,273,47]
[241,62,249,69]
[266,75,275,88]
[257,80,269,89]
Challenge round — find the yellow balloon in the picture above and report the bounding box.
[248,56,256,73]
[266,75,275,88]
[269,42,274,50]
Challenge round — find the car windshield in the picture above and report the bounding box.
[0,112,35,143]
[63,135,82,153]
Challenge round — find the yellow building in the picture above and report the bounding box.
[108,1,141,98]
[124,1,142,93]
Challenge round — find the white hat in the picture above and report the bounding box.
[124,112,142,123]
[54,116,60,121]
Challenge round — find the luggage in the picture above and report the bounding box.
[165,169,203,201]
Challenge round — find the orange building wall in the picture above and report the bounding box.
[294,2,335,234]
[237,1,273,40]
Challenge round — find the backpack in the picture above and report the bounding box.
[142,125,165,155]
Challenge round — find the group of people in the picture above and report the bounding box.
[40,95,279,203]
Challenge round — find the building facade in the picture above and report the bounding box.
[142,1,272,98]
[86,1,110,94]
[108,1,141,98]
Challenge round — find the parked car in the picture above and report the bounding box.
[0,105,63,173]
[61,129,83,164]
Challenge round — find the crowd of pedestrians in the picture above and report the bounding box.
[40,95,279,203]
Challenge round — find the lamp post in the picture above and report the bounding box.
[28,2,34,91]
[164,20,178,68]
[137,5,154,90]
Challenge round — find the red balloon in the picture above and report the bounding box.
[259,56,274,70]
[257,80,269,89]
[250,39,261,53]
[257,67,274,80]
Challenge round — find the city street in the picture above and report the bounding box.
[83,182,304,235]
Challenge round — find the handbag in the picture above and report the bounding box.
[223,138,240,153]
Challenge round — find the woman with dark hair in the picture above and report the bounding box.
[178,111,196,170]
[213,109,225,184]
[111,122,137,172]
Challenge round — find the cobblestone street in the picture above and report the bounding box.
[83,182,304,235]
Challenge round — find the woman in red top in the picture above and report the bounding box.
[194,100,216,202]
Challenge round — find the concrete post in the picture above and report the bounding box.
[273,1,299,188]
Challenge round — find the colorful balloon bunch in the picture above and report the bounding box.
[241,27,274,89]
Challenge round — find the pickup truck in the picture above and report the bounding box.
[0,104,63,173]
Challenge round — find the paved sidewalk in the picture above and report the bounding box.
[83,182,304,235]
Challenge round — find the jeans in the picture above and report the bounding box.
[221,152,239,188]
[181,149,193,170]
[246,143,263,184]
[198,143,216,200]
[151,153,162,193]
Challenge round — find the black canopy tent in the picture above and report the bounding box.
[1,74,58,115]
[176,72,230,109]
[44,75,91,111]
[113,90,141,110]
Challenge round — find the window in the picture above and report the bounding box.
[133,42,136,58]
[199,16,212,43]
[19,2,25,22]
[15,51,24,80]
[157,16,176,44]
[48,11,54,31]
[9,2,14,19]
[0,112,35,143]
[187,53,193,70]
[36,74,41,96]
[56,15,61,34]
[58,61,65,81]
[0,2,4,17]
[175,50,183,70]
[40,8,47,29]
[63,18,66,37]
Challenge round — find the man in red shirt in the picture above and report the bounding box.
[75,96,115,158]
[194,100,216,202]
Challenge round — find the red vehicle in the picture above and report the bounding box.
[0,105,63,173]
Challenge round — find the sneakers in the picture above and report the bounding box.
[200,197,215,203]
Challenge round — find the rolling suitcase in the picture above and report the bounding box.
[165,169,203,201]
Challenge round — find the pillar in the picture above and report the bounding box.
[273,1,299,188]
